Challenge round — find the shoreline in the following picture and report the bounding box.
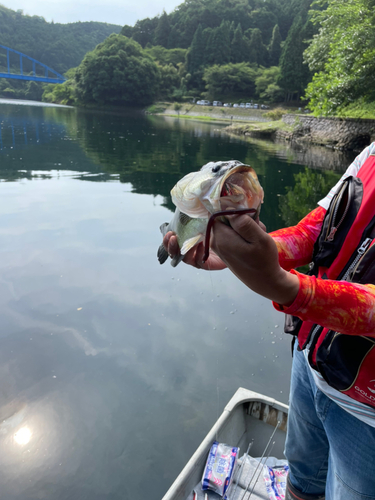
[154,104,375,151]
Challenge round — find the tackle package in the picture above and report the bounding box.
[201,441,239,497]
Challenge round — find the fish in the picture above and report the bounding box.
[157,160,264,267]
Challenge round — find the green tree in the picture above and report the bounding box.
[212,20,231,65]
[279,168,341,226]
[304,0,375,115]
[203,27,215,66]
[231,24,248,63]
[255,66,283,101]
[203,62,258,100]
[129,17,159,47]
[157,63,181,99]
[186,24,205,74]
[268,24,282,66]
[154,11,171,47]
[278,4,313,101]
[145,45,187,67]
[186,24,206,88]
[248,28,268,66]
[249,8,278,44]
[75,34,160,106]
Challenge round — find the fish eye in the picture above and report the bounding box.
[212,164,221,173]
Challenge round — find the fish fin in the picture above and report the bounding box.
[159,222,169,237]
[178,211,193,226]
[180,234,203,255]
[157,243,169,265]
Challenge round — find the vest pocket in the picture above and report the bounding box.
[312,176,363,270]
[315,331,375,391]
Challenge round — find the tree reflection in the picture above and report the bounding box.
[279,168,341,227]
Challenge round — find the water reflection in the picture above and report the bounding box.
[14,427,32,445]
[0,103,357,228]
[0,102,359,500]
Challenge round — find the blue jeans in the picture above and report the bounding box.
[285,345,375,500]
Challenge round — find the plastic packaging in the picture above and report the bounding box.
[201,441,239,497]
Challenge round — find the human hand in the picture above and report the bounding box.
[210,213,299,305]
[162,231,227,270]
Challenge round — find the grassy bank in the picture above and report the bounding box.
[225,119,293,139]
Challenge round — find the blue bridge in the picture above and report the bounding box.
[0,45,66,84]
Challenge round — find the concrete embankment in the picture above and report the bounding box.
[281,114,375,150]
[227,114,375,151]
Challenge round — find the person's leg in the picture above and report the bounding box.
[286,344,375,500]
[285,346,328,497]
[322,398,375,500]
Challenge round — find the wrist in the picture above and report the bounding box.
[272,269,300,306]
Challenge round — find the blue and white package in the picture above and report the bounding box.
[201,441,239,497]
[263,461,289,500]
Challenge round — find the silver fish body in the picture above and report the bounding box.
[158,160,264,266]
[158,209,207,267]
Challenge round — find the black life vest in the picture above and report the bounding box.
[287,154,375,408]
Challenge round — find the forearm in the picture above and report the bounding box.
[274,271,375,336]
[269,206,326,271]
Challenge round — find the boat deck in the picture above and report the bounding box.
[163,388,289,500]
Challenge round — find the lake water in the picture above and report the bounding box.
[0,101,356,500]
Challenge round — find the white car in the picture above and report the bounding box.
[223,103,232,107]
[233,103,239,108]
[245,103,252,108]
[239,103,246,108]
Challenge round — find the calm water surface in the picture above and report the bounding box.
[0,101,356,500]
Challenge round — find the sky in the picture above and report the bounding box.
[0,0,181,27]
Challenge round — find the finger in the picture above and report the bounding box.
[254,216,267,232]
[226,213,265,242]
[183,242,203,268]
[258,220,267,233]
[169,235,180,256]
[163,231,174,250]
[193,242,206,267]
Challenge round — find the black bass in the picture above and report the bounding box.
[157,160,264,267]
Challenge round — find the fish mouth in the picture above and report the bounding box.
[218,166,262,212]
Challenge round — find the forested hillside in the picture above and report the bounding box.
[122,0,299,49]
[0,4,121,101]
[0,5,121,74]
[42,0,375,118]
[44,0,315,107]
[119,0,315,102]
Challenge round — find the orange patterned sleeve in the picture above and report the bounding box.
[269,206,327,271]
[273,270,375,336]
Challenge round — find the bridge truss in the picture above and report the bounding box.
[0,45,66,84]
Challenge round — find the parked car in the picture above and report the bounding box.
[253,103,259,109]
[239,103,246,108]
[233,103,239,108]
[245,103,252,108]
[260,104,269,109]
[223,103,232,107]
[199,100,211,106]
[213,101,223,106]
